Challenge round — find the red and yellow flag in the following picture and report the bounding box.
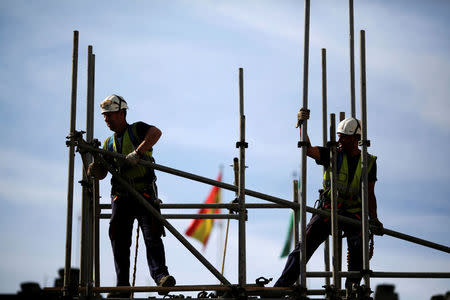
[185,172,222,247]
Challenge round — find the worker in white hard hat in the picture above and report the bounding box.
[274,108,383,291]
[88,94,175,298]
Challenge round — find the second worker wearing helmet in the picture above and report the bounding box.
[274,108,383,291]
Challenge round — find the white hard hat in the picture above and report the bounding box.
[100,94,128,113]
[337,117,361,136]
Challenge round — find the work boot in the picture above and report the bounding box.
[106,291,131,298]
[158,275,176,287]
[158,275,176,296]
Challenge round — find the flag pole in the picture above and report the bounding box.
[221,158,238,276]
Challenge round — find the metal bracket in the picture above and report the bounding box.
[292,285,309,300]
[297,141,311,148]
[323,284,342,300]
[326,141,338,148]
[255,276,272,287]
[358,139,371,147]
[235,141,249,148]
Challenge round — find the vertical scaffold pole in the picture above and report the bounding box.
[349,0,356,117]
[329,114,340,288]
[90,52,100,289]
[359,30,371,289]
[237,68,246,287]
[293,179,299,248]
[80,45,95,291]
[298,0,311,289]
[64,30,79,296]
[321,48,330,287]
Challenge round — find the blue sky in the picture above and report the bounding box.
[0,0,449,299]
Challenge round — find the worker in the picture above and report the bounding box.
[273,108,383,291]
[87,94,175,298]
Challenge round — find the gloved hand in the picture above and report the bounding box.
[369,218,384,236]
[296,107,310,128]
[126,150,141,166]
[87,161,108,180]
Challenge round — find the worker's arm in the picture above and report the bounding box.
[125,125,162,166]
[303,134,321,161]
[136,126,162,155]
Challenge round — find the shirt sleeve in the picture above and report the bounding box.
[316,146,331,168]
[134,121,153,142]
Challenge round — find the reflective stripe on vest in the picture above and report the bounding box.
[103,123,153,191]
[323,152,376,213]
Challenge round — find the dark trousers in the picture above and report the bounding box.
[274,212,363,289]
[109,190,168,286]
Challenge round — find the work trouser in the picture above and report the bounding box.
[274,212,363,289]
[109,186,169,286]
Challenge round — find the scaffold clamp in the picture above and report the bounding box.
[236,141,248,148]
[358,139,371,147]
[297,141,311,148]
[326,141,338,148]
[255,276,272,287]
[292,285,309,300]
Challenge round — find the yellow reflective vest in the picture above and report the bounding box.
[103,123,155,193]
[322,152,377,213]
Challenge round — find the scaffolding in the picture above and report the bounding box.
[53,2,450,300]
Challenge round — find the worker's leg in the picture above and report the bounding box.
[109,195,135,286]
[137,190,169,285]
[344,223,363,289]
[274,214,331,287]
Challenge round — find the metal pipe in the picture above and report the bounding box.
[100,203,290,210]
[76,142,450,253]
[321,48,330,287]
[293,180,299,250]
[221,157,239,276]
[329,114,340,287]
[298,0,311,289]
[79,45,95,292]
[337,111,345,287]
[63,30,78,296]
[308,271,450,279]
[238,67,247,286]
[99,214,240,220]
[93,180,100,288]
[360,29,371,288]
[91,52,100,290]
[94,153,231,285]
[349,0,356,117]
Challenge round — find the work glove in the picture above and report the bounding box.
[369,218,384,236]
[126,150,141,166]
[87,161,107,180]
[296,107,310,128]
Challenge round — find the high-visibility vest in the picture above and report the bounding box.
[322,152,377,213]
[103,123,155,193]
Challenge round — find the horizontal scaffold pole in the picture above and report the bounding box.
[73,139,450,254]
[99,214,240,220]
